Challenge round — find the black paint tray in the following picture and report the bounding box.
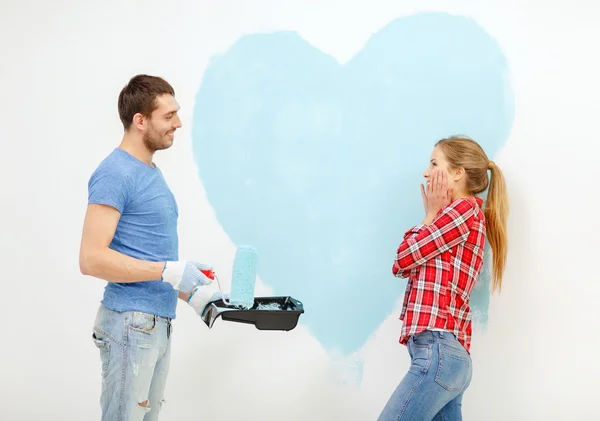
[200,296,304,331]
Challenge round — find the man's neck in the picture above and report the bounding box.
[119,135,154,167]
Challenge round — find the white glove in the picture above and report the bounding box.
[187,284,229,316]
[161,261,213,293]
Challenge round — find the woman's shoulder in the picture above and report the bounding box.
[444,196,484,219]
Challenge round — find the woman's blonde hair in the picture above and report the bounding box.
[435,135,509,292]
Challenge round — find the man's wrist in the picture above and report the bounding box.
[188,287,210,315]
[178,290,193,302]
[161,261,183,289]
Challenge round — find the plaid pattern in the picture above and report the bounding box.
[393,196,486,353]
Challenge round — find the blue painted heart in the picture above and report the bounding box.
[191,12,514,355]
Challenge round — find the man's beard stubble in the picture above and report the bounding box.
[143,127,171,152]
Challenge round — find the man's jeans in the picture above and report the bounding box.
[92,305,173,421]
[378,330,473,421]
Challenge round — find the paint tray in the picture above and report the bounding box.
[200,296,304,331]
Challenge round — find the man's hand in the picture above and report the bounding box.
[187,284,229,316]
[161,261,214,293]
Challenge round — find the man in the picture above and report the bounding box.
[79,74,221,421]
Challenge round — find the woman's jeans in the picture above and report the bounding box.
[91,305,173,421]
[378,330,473,421]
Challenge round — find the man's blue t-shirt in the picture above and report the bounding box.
[88,148,179,319]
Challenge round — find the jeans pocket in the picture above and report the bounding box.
[435,343,472,392]
[129,312,157,334]
[408,342,432,374]
[92,331,111,372]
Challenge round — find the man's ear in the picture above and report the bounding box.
[132,113,146,131]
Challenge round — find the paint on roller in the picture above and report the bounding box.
[230,245,258,309]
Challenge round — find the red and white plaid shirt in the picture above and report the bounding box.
[393,196,486,353]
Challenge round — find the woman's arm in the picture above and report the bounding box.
[392,199,477,276]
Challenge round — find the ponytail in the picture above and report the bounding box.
[484,161,509,293]
[435,136,510,292]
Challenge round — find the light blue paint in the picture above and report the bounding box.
[470,190,493,329]
[470,242,492,328]
[257,302,283,311]
[192,12,513,355]
[229,245,259,308]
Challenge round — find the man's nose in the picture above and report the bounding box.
[174,116,182,128]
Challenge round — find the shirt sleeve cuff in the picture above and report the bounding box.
[404,224,426,238]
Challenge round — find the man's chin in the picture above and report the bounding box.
[157,139,174,151]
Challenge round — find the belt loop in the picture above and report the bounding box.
[439,330,444,338]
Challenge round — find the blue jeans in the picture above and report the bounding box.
[378,330,473,421]
[92,305,173,421]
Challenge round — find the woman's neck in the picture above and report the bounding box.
[451,189,473,201]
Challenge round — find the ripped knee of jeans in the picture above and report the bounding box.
[139,399,165,412]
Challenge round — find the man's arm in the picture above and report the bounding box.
[79,203,164,283]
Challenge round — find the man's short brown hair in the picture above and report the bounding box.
[118,74,175,130]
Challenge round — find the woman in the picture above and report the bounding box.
[378,136,509,421]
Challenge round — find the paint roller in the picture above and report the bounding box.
[199,245,305,330]
[208,245,258,309]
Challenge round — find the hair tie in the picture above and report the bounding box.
[488,160,495,170]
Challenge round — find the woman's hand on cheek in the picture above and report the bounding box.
[422,169,453,224]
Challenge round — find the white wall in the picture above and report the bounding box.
[1,0,599,420]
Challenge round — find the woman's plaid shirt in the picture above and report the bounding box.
[392,196,486,353]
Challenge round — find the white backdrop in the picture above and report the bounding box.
[1,0,599,420]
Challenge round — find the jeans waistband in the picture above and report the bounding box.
[102,305,173,324]
[156,314,172,323]
[411,329,461,346]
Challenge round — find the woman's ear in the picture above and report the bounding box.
[453,167,465,182]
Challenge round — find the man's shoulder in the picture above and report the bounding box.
[90,149,137,181]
